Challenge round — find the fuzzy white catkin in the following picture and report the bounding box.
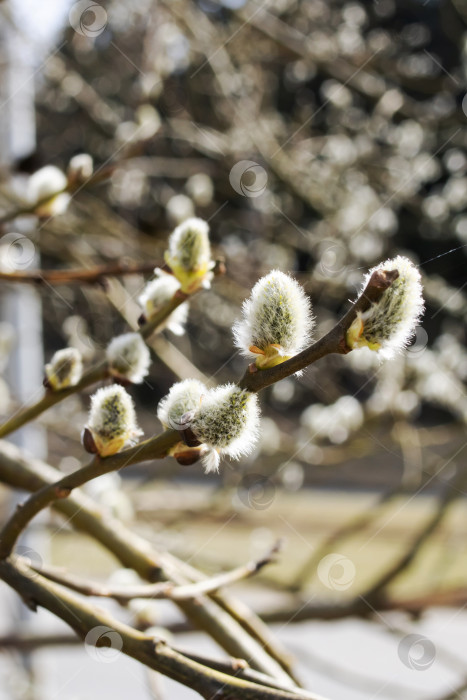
[106,333,151,383]
[189,384,261,473]
[68,153,93,182]
[138,271,188,335]
[27,166,70,215]
[164,217,214,293]
[45,347,83,390]
[347,256,424,359]
[157,378,206,430]
[233,270,314,363]
[86,385,143,457]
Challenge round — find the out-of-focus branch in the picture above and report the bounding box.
[249,586,467,625]
[290,486,402,592]
[0,633,80,650]
[0,166,113,226]
[0,260,158,285]
[363,462,467,602]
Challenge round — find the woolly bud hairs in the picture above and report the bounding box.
[157,378,206,430]
[233,270,314,369]
[346,256,424,359]
[106,333,151,383]
[164,217,214,293]
[138,270,188,335]
[45,347,83,391]
[85,385,143,457]
[189,384,260,473]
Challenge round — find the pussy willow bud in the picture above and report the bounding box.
[346,256,424,359]
[44,348,83,391]
[83,385,143,457]
[157,378,206,430]
[106,333,151,384]
[188,384,260,473]
[157,379,208,466]
[164,217,215,294]
[27,165,70,217]
[67,153,93,186]
[138,270,188,335]
[233,270,314,371]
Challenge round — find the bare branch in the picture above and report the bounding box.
[0,439,294,682]
[0,557,323,700]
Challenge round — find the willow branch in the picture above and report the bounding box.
[0,429,179,559]
[169,646,319,699]
[0,362,109,439]
[238,269,399,393]
[0,440,294,682]
[0,285,194,439]
[32,541,281,603]
[0,261,158,285]
[166,553,298,682]
[0,557,321,700]
[257,585,467,624]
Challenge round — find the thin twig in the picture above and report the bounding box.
[31,541,281,602]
